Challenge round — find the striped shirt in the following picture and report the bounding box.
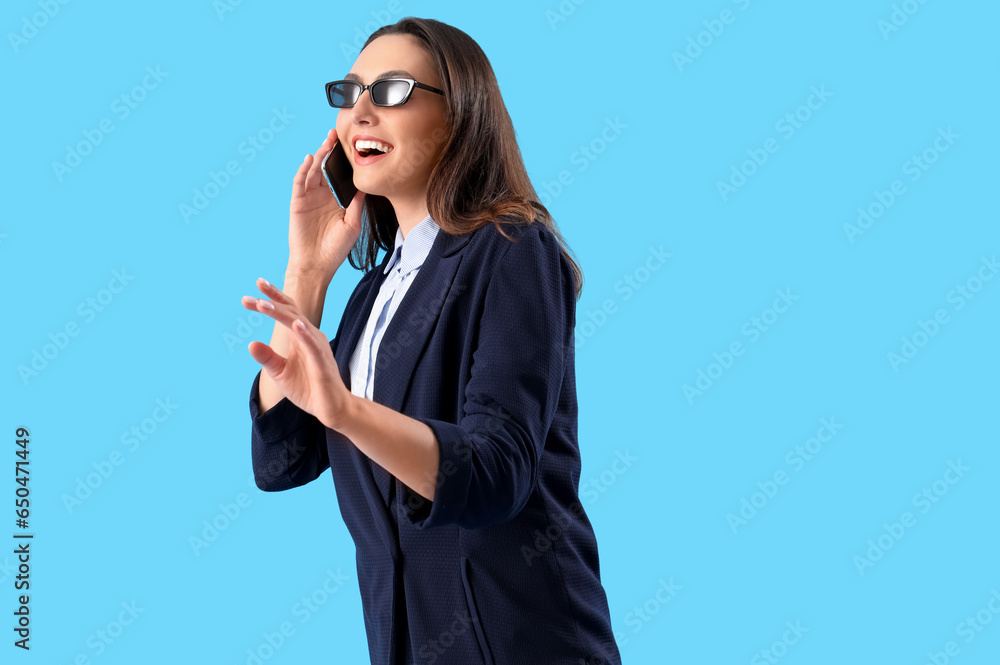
[348,213,440,400]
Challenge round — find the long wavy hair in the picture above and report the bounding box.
[344,17,584,300]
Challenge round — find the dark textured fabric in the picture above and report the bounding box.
[249,219,621,665]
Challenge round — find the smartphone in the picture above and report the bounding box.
[321,140,357,208]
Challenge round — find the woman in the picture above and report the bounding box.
[242,17,621,665]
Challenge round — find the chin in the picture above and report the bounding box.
[356,173,412,199]
[352,176,389,198]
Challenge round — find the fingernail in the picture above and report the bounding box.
[260,300,274,310]
[261,277,271,287]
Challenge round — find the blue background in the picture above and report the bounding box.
[3,0,998,663]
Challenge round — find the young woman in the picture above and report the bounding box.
[242,17,621,665]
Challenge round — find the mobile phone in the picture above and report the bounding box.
[321,140,357,208]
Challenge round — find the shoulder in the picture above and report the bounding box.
[458,218,574,307]
[464,217,564,270]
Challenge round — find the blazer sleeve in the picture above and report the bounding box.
[249,368,331,491]
[248,267,377,492]
[401,225,575,529]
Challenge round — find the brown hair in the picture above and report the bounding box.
[345,17,584,300]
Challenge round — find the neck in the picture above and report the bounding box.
[390,195,430,239]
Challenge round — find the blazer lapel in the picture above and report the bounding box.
[372,228,472,502]
[334,251,392,386]
[333,227,474,507]
[372,227,472,414]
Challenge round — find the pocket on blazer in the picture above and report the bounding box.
[460,556,495,665]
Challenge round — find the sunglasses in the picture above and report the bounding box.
[325,78,445,108]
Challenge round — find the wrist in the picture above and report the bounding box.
[285,261,334,287]
[280,264,332,327]
[326,389,360,434]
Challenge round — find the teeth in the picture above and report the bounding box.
[355,139,393,154]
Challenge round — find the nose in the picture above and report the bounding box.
[350,87,378,125]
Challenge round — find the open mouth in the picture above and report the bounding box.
[354,139,394,159]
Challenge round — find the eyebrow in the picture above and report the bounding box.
[344,70,415,83]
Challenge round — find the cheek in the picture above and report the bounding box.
[411,120,449,163]
[335,116,349,146]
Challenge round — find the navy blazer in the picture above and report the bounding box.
[249,219,621,665]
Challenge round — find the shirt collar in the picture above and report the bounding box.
[383,213,441,277]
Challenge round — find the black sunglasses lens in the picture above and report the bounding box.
[329,82,360,107]
[372,80,411,106]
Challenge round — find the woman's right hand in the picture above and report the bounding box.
[288,128,365,278]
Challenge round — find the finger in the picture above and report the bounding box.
[255,277,296,305]
[247,340,287,377]
[345,189,367,227]
[293,153,312,196]
[291,317,329,355]
[249,296,311,336]
[240,295,285,315]
[241,293,293,326]
[240,295,261,311]
[306,128,338,192]
[313,128,339,179]
[240,293,291,315]
[326,127,339,156]
[314,127,336,161]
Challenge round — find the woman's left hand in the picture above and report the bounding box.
[241,279,351,430]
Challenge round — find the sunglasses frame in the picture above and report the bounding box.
[325,78,445,108]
